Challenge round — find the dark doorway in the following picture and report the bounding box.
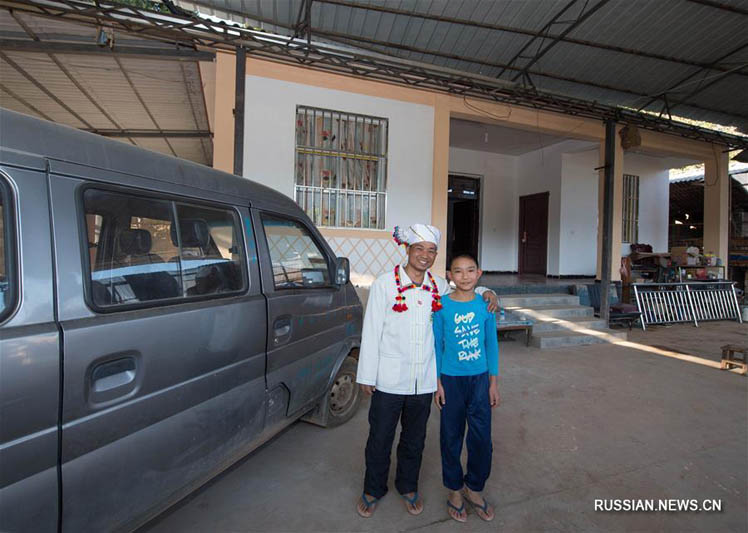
[447,174,481,268]
[518,192,549,275]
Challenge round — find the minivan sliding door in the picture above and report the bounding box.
[48,170,266,532]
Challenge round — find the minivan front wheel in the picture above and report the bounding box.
[326,356,361,427]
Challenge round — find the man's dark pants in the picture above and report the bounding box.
[439,372,492,491]
[363,390,432,499]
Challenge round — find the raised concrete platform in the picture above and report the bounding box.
[530,316,608,333]
[501,293,627,348]
[530,329,628,349]
[499,294,580,307]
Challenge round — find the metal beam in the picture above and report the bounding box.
[686,0,748,16]
[600,119,616,325]
[310,0,747,76]
[5,17,126,135]
[112,54,178,157]
[0,81,53,120]
[4,0,745,150]
[497,0,581,80]
[180,62,210,162]
[668,62,748,115]
[310,28,748,122]
[637,42,748,114]
[84,128,212,137]
[0,37,214,59]
[0,49,95,128]
[233,45,245,176]
[511,0,613,83]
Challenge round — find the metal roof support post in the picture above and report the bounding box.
[233,46,246,176]
[600,119,616,326]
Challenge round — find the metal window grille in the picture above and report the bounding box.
[294,106,388,229]
[622,174,639,243]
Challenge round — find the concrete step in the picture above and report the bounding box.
[491,285,573,296]
[529,329,628,349]
[530,316,608,333]
[505,304,594,319]
[499,293,580,307]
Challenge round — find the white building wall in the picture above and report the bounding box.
[450,142,674,277]
[560,149,599,276]
[448,148,517,271]
[622,153,672,255]
[242,75,435,230]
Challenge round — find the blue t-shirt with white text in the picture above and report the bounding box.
[433,293,499,377]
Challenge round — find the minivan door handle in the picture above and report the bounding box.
[91,357,136,393]
[273,316,292,345]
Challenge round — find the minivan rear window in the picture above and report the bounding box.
[83,188,246,309]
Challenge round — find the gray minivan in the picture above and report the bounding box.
[0,109,363,532]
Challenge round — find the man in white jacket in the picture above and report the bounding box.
[355,224,497,518]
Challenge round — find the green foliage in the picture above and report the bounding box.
[111,0,170,14]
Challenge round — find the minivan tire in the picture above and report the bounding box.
[326,356,361,427]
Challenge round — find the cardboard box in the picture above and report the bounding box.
[670,246,700,266]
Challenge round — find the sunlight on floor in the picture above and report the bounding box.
[508,307,745,375]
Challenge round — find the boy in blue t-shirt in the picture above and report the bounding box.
[433,254,500,522]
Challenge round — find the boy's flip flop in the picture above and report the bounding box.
[357,493,379,518]
[463,490,495,522]
[447,500,467,523]
[401,492,424,516]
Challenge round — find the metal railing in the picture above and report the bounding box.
[633,282,742,330]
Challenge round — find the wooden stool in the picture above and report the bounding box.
[720,344,747,375]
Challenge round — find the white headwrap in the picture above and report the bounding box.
[393,224,441,247]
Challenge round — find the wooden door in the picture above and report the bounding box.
[519,192,549,275]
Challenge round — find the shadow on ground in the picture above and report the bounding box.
[140,322,747,533]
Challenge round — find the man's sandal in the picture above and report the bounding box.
[463,491,494,522]
[447,500,467,523]
[357,493,379,518]
[401,492,423,516]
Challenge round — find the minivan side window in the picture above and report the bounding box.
[0,177,14,320]
[83,188,246,308]
[175,203,244,295]
[261,214,331,289]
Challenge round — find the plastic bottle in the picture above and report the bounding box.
[499,307,505,321]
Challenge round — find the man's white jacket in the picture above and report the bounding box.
[356,266,489,395]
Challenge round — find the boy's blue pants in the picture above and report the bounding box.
[439,372,493,491]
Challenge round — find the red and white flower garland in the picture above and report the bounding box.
[392,265,443,313]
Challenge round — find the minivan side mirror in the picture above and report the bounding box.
[335,257,350,286]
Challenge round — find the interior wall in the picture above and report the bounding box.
[242,75,436,230]
[448,147,518,271]
[517,140,596,276]
[453,143,682,278]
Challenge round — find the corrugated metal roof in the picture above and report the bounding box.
[0,9,213,165]
[186,0,748,134]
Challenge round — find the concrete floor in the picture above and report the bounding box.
[141,322,747,532]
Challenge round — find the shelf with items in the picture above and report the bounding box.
[677,265,726,282]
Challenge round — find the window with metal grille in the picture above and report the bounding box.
[294,105,388,229]
[622,174,639,243]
